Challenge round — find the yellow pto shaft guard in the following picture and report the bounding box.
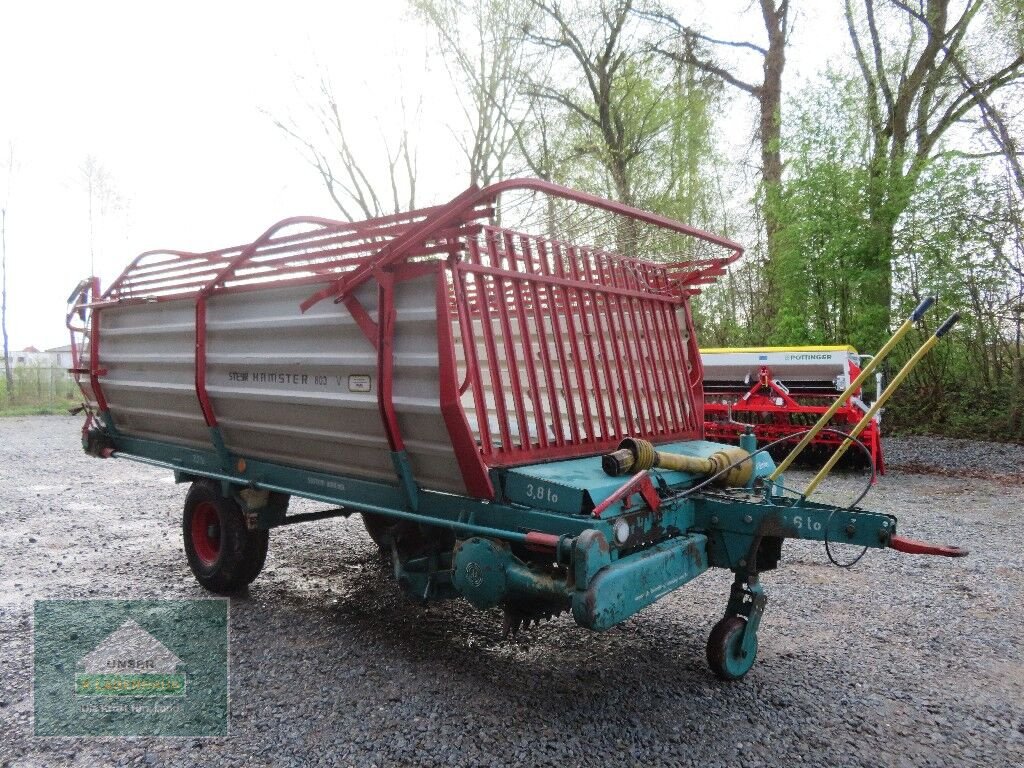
[602,437,753,487]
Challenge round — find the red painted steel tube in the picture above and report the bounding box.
[123,241,465,299]
[454,261,679,304]
[201,216,341,298]
[375,274,405,453]
[634,296,669,434]
[198,222,485,284]
[485,232,529,450]
[448,252,492,453]
[655,300,692,428]
[601,255,648,435]
[105,250,203,295]
[536,238,588,444]
[301,177,743,312]
[519,235,567,446]
[681,300,704,430]
[193,296,217,427]
[645,289,683,433]
[591,470,662,519]
[620,289,662,435]
[435,270,495,498]
[342,295,379,350]
[502,231,547,449]
[579,266,626,435]
[86,278,110,413]
[646,262,684,432]
[308,185,485,309]
[627,274,669,435]
[106,203,456,296]
[558,242,610,440]
[465,239,511,453]
[598,256,647,436]
[117,229,480,296]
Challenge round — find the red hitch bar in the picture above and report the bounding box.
[889,535,968,558]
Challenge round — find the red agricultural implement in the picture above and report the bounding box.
[701,347,885,474]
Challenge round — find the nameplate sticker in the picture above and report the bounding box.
[348,375,372,393]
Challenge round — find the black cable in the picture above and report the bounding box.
[669,426,873,500]
[661,426,877,568]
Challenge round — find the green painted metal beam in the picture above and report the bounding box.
[572,533,709,631]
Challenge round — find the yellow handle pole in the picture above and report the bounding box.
[768,297,935,481]
[802,312,960,498]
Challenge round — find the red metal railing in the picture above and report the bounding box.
[97,204,490,303]
[70,178,742,496]
[441,223,711,468]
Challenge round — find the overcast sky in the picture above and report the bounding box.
[0,0,840,351]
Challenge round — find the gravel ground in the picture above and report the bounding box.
[885,434,1024,477]
[0,416,1021,768]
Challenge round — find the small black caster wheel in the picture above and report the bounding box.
[706,615,758,680]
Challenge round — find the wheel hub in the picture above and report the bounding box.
[191,501,221,566]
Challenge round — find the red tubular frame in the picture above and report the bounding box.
[703,362,885,474]
[71,178,741,498]
[443,227,710,469]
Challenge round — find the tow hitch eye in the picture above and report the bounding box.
[889,535,968,558]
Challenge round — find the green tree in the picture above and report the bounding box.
[844,0,1024,349]
[770,73,872,347]
[644,0,790,330]
[519,1,723,253]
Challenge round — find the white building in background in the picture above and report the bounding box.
[47,344,75,371]
[2,345,74,401]
[2,345,73,373]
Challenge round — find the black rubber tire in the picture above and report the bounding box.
[237,491,287,583]
[361,512,392,551]
[183,481,269,593]
[239,532,270,585]
[360,512,452,559]
[706,615,758,681]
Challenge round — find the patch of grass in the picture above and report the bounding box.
[0,400,77,417]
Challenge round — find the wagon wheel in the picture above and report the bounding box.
[183,481,269,593]
[361,512,393,551]
[706,615,758,681]
[361,512,453,559]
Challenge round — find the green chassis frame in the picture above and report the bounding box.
[95,428,897,650]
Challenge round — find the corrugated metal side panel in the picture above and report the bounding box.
[95,277,466,494]
[99,299,208,447]
[76,335,99,409]
[205,281,395,481]
[392,275,467,495]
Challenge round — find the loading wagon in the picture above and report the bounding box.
[67,178,964,680]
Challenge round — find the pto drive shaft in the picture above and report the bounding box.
[602,437,753,487]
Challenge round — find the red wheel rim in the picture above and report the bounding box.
[191,501,221,566]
